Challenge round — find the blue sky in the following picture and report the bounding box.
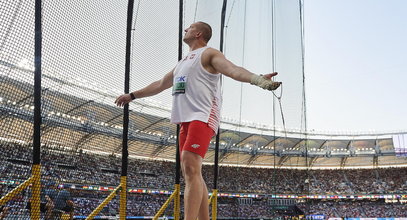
[305,0,407,132]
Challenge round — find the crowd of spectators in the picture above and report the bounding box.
[2,142,407,195]
[1,141,407,218]
[2,187,407,218]
[299,200,407,218]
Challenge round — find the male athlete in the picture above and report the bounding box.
[115,21,281,220]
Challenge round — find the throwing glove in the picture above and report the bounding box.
[250,75,281,91]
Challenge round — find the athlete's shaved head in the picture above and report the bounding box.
[195,21,212,43]
[183,21,213,45]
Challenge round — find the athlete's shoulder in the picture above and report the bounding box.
[202,47,223,61]
[204,47,222,55]
[201,47,223,74]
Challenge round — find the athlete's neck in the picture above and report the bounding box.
[187,41,207,51]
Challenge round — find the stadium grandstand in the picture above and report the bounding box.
[1,0,407,220]
[1,73,407,219]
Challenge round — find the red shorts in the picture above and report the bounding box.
[179,120,214,159]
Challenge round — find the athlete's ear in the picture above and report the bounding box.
[195,31,203,38]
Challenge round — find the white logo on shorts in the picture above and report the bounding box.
[191,144,200,149]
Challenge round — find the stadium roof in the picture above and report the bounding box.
[1,67,407,169]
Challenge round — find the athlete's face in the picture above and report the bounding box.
[183,23,201,43]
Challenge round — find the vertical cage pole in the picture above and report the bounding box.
[31,0,43,219]
[120,0,135,219]
[214,0,228,190]
[174,1,184,219]
[211,1,228,220]
[175,0,184,186]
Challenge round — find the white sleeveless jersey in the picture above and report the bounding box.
[171,46,222,133]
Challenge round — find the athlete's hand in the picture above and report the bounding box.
[115,94,132,107]
[250,72,281,91]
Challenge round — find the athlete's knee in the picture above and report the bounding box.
[181,152,202,179]
[182,163,200,179]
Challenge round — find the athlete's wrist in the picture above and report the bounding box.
[250,74,264,85]
[129,92,136,100]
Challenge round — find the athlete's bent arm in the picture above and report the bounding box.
[208,49,281,91]
[115,69,174,107]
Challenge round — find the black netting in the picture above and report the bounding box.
[2,0,406,219]
[1,0,37,218]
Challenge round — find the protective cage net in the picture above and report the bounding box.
[0,0,311,219]
[214,0,309,217]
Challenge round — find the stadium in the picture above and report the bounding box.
[1,0,407,220]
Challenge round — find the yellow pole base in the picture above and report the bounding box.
[0,177,33,206]
[211,189,218,220]
[31,164,41,220]
[173,184,180,220]
[119,176,127,220]
[86,184,122,220]
[154,185,180,220]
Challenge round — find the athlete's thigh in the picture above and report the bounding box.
[179,122,190,154]
[182,120,214,158]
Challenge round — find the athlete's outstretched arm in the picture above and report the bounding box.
[208,49,281,90]
[115,69,174,107]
